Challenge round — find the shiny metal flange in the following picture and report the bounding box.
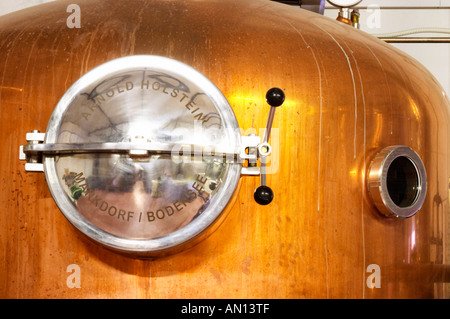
[367,145,427,218]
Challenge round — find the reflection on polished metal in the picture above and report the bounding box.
[367,146,427,218]
[38,55,245,256]
[18,55,279,256]
[2,0,450,299]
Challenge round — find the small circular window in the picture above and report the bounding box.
[386,156,420,208]
[367,146,427,218]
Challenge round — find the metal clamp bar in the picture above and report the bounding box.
[19,131,266,175]
[22,142,236,156]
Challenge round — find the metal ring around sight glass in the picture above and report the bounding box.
[367,145,427,218]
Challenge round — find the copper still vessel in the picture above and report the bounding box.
[0,0,449,298]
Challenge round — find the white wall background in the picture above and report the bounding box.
[0,0,448,97]
[324,0,450,97]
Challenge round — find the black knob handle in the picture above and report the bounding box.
[254,185,274,205]
[265,87,285,107]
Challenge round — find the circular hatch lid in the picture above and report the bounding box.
[41,55,242,257]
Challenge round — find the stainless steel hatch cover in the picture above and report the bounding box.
[19,55,283,257]
[26,55,246,257]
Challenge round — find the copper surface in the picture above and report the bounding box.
[1,0,449,298]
